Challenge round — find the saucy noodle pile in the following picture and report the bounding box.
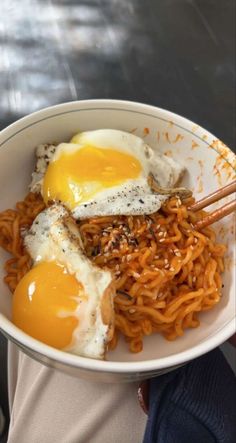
[0,192,226,353]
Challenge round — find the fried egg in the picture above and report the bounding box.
[30,130,185,218]
[12,205,115,359]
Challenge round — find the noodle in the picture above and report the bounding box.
[0,193,45,292]
[0,192,226,352]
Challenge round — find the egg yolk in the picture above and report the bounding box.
[12,261,81,349]
[42,146,142,209]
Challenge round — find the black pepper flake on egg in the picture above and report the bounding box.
[139,199,144,204]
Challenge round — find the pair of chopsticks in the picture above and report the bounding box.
[189,180,236,230]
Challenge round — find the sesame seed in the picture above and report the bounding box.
[129,308,136,314]
[159,238,165,242]
[169,267,175,271]
[133,272,140,278]
[164,259,168,264]
[194,238,198,244]
[164,264,170,269]
[159,232,164,237]
[127,254,132,262]
[190,245,194,249]
[163,231,167,237]
[115,265,119,271]
[154,255,160,259]
[156,224,161,230]
[192,276,196,282]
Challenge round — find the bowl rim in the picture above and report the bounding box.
[1,98,235,153]
[0,99,235,374]
[0,316,235,373]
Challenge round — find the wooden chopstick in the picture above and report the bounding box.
[189,180,236,230]
[190,180,236,211]
[194,200,236,230]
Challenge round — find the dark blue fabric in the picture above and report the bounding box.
[143,348,236,443]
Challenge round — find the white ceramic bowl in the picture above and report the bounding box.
[0,100,235,382]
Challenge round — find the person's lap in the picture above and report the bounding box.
[7,342,147,443]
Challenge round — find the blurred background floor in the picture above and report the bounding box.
[0,1,235,442]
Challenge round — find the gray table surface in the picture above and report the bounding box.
[0,0,235,148]
[0,0,235,441]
